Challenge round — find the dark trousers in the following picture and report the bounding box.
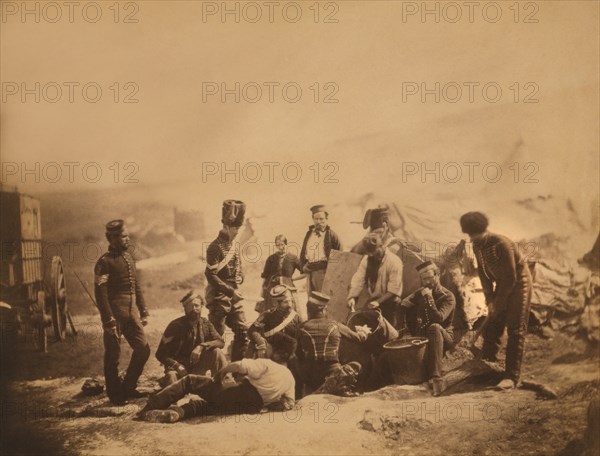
[301,360,340,394]
[162,348,228,386]
[147,375,263,418]
[104,313,150,400]
[426,323,455,379]
[482,275,532,382]
[208,302,249,362]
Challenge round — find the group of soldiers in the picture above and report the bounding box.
[93,200,532,421]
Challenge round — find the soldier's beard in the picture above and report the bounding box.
[186,311,201,321]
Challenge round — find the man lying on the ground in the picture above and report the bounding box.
[247,284,303,397]
[155,290,227,387]
[140,333,297,423]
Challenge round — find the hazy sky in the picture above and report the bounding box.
[1,1,598,226]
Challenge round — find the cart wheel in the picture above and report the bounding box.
[49,256,68,341]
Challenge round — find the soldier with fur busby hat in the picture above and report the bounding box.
[204,200,249,361]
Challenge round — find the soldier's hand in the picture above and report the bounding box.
[176,365,189,378]
[347,298,356,310]
[190,345,203,364]
[421,287,433,299]
[367,300,380,310]
[103,319,119,338]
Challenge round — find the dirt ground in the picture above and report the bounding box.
[1,254,599,456]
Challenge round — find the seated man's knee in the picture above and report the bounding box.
[427,323,443,335]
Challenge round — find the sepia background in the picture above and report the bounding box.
[1,1,599,455]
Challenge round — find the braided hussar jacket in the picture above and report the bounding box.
[299,317,365,364]
[473,232,531,312]
[204,230,243,302]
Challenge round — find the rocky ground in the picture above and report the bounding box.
[1,253,598,455]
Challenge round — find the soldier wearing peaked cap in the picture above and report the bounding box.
[397,261,456,396]
[299,205,342,295]
[204,200,249,361]
[94,219,150,405]
[298,291,367,394]
[156,290,227,387]
[247,284,303,397]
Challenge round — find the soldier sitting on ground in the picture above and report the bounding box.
[140,333,297,423]
[156,290,227,387]
[247,284,303,397]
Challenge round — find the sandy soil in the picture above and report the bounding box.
[2,255,598,456]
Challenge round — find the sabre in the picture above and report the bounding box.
[73,272,98,310]
[73,272,120,341]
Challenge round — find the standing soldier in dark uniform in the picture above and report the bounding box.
[460,211,533,390]
[298,291,367,394]
[156,290,227,387]
[398,261,456,396]
[205,200,249,361]
[299,205,342,294]
[94,220,150,405]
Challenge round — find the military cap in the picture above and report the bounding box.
[460,212,489,235]
[222,200,246,227]
[269,284,296,298]
[362,232,383,254]
[105,219,125,234]
[416,260,438,273]
[310,204,328,215]
[307,291,330,308]
[180,290,204,307]
[362,206,390,229]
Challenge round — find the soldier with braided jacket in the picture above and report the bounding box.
[460,211,532,390]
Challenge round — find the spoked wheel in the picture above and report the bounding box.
[49,256,68,341]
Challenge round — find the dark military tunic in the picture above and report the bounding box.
[156,316,224,371]
[248,307,302,350]
[473,232,532,382]
[298,317,365,391]
[401,285,455,338]
[205,230,242,305]
[94,245,150,399]
[400,285,456,379]
[204,230,248,361]
[94,245,148,323]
